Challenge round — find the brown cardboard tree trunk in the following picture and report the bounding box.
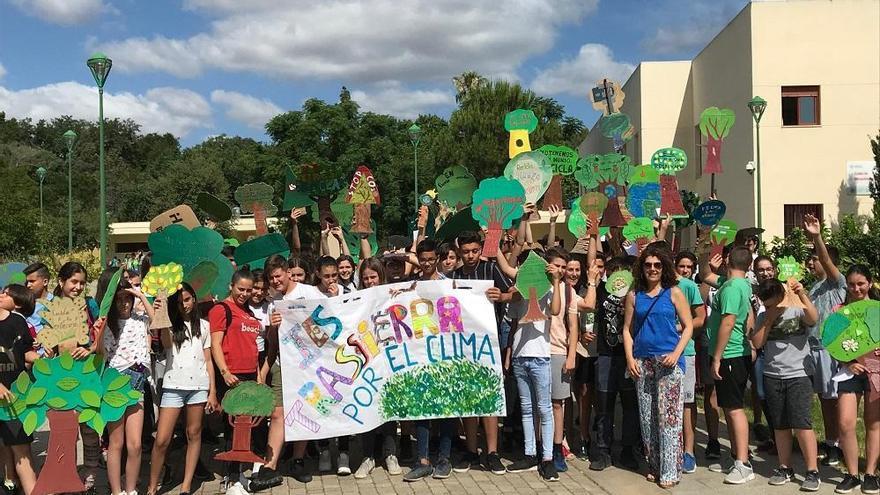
[482,226,503,258]
[253,205,268,236]
[150,289,172,330]
[541,175,563,211]
[351,203,373,234]
[32,410,86,495]
[659,175,687,217]
[521,287,548,323]
[214,415,265,463]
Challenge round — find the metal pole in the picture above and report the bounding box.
[67,148,73,251]
[98,87,107,266]
[755,121,762,240]
[39,178,44,225]
[413,142,419,212]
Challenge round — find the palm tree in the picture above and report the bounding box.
[452,71,488,103]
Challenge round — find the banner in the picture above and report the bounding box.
[276,280,505,441]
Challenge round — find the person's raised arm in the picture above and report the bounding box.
[289,208,306,256]
[791,280,819,326]
[578,260,602,311]
[359,235,372,259]
[495,249,519,279]
[331,226,350,256]
[319,228,331,256]
[698,252,723,289]
[549,265,562,316]
[656,213,672,243]
[663,287,693,368]
[803,213,841,283]
[547,205,560,250]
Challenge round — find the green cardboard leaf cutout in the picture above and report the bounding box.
[821,300,880,362]
[622,217,655,244]
[538,145,579,176]
[282,166,317,211]
[35,296,90,349]
[515,252,552,323]
[196,192,233,222]
[777,256,804,282]
[435,166,477,210]
[471,177,525,257]
[221,381,275,417]
[605,270,634,298]
[234,234,290,270]
[140,263,184,298]
[149,224,234,300]
[503,151,553,204]
[711,219,739,247]
[98,269,123,318]
[650,147,688,175]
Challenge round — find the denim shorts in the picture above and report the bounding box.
[121,366,149,394]
[160,388,209,408]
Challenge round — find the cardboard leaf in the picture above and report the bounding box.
[25,387,47,406]
[504,151,553,205]
[282,166,317,211]
[140,263,184,298]
[777,256,804,282]
[80,390,101,408]
[221,381,275,417]
[149,205,200,233]
[22,410,39,434]
[79,409,97,423]
[538,145,579,176]
[0,262,27,289]
[98,269,123,318]
[692,200,726,226]
[196,192,233,222]
[435,166,477,210]
[515,252,551,322]
[650,147,688,175]
[504,109,538,158]
[710,219,738,247]
[234,234,290,270]
[605,270,633,298]
[821,300,880,362]
[699,107,736,174]
[46,397,67,409]
[106,375,129,391]
[149,224,234,300]
[622,217,655,242]
[56,377,80,392]
[36,297,90,348]
[102,391,128,408]
[345,165,381,205]
[33,359,51,376]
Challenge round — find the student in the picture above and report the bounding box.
[571,254,601,461]
[248,269,271,365]
[504,252,562,481]
[622,244,693,488]
[437,242,460,275]
[22,263,51,337]
[699,246,755,484]
[750,256,777,448]
[314,256,341,298]
[147,283,218,495]
[288,257,311,284]
[337,255,357,293]
[752,278,821,492]
[0,285,38,495]
[102,280,155,495]
[674,252,706,474]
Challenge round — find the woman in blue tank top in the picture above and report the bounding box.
[622,243,694,488]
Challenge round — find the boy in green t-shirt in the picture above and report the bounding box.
[674,252,706,474]
[700,245,755,484]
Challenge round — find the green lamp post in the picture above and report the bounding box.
[748,96,767,238]
[36,167,48,226]
[87,52,112,266]
[408,123,422,213]
[63,129,77,251]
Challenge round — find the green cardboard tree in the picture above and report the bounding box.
[34,296,90,350]
[821,300,880,381]
[289,163,347,227]
[650,147,689,217]
[435,165,477,211]
[515,251,552,323]
[626,165,661,219]
[776,256,806,308]
[235,183,277,236]
[235,234,290,271]
[149,224,234,300]
[504,109,539,158]
[579,192,608,236]
[699,107,736,175]
[186,261,220,302]
[710,219,738,257]
[140,262,184,329]
[538,145,579,210]
[0,353,140,495]
[282,165,317,212]
[622,217,655,253]
[504,151,553,206]
[599,113,634,152]
[214,381,275,463]
[471,177,525,257]
[575,153,631,227]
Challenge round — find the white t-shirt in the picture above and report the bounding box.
[281,282,325,302]
[509,290,553,358]
[162,319,212,391]
[104,314,151,372]
[250,301,271,352]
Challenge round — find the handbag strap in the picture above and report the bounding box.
[634,288,667,336]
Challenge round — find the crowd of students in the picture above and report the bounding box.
[0,206,877,495]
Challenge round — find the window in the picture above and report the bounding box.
[783,204,823,236]
[782,86,820,126]
[694,125,704,178]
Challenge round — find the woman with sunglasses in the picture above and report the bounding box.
[622,243,694,488]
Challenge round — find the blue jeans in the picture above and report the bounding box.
[414,418,456,462]
[512,356,553,461]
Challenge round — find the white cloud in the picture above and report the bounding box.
[0,62,6,80]
[640,0,747,55]
[350,82,454,119]
[530,44,635,96]
[9,0,106,26]
[210,90,282,129]
[0,82,212,137]
[97,0,598,83]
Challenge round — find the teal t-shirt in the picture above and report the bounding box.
[677,277,704,357]
[706,276,752,359]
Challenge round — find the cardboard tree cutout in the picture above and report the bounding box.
[692,200,727,227]
[0,262,26,288]
[186,261,219,302]
[537,145,579,210]
[599,113,634,152]
[34,296,90,349]
[140,263,184,329]
[471,177,526,258]
[622,217,655,253]
[699,107,736,175]
[293,163,347,227]
[626,165,661,219]
[591,79,626,116]
[503,151,553,205]
[776,256,807,308]
[605,270,634,298]
[821,300,880,392]
[282,165,317,212]
[148,224,234,300]
[196,192,233,223]
[435,165,477,211]
[149,204,200,233]
[650,147,689,217]
[515,251,552,323]
[344,165,381,234]
[504,109,539,159]
[575,153,631,227]
[709,219,738,258]
[579,192,608,236]
[0,353,140,495]
[214,381,275,463]
[235,183,277,236]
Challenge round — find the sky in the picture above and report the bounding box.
[0,0,749,147]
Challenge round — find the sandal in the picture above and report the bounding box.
[646,473,657,482]
[659,480,680,489]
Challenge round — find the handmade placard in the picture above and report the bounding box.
[141,263,184,329]
[235,182,277,236]
[605,270,634,298]
[579,192,608,236]
[0,353,140,495]
[575,153,631,227]
[149,205,200,233]
[276,280,504,440]
[0,262,26,289]
[503,151,552,205]
[234,234,291,271]
[282,166,317,211]
[471,177,526,257]
[776,256,806,308]
[821,300,880,365]
[196,192,233,223]
[599,113,634,152]
[148,224,234,300]
[215,381,275,463]
[538,145,578,210]
[504,109,539,158]
[434,166,476,211]
[650,148,689,217]
[591,79,625,116]
[622,217,655,253]
[699,107,736,175]
[626,165,661,219]
[344,165,380,234]
[35,297,90,349]
[692,200,726,227]
[515,252,552,323]
[709,219,738,257]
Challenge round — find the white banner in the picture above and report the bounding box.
[276,280,505,441]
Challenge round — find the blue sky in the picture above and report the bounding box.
[0,0,748,146]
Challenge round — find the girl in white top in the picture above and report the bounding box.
[101,280,155,495]
[147,283,218,495]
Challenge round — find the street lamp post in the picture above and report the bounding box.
[87,53,112,267]
[63,130,77,251]
[36,167,47,225]
[408,123,422,213]
[748,96,767,238]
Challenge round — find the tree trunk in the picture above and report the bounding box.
[599,182,626,227]
[704,137,723,174]
[253,205,268,236]
[521,287,547,323]
[540,175,563,211]
[32,410,85,495]
[482,226,503,258]
[317,196,336,229]
[351,203,373,234]
[214,415,264,464]
[659,175,688,217]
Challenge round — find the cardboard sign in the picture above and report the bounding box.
[235,234,291,271]
[579,192,608,236]
[692,200,727,226]
[503,151,552,205]
[436,207,481,242]
[141,263,184,329]
[282,166,317,211]
[235,182,277,236]
[591,79,626,116]
[515,251,552,323]
[626,165,661,219]
[567,198,610,241]
[699,107,736,175]
[821,300,880,363]
[777,256,807,308]
[710,219,738,257]
[221,381,275,417]
[605,270,633,298]
[435,166,478,211]
[149,224,234,300]
[575,153,631,227]
[650,147,687,174]
[345,165,381,205]
[538,145,579,176]
[622,217,655,253]
[599,113,634,151]
[149,205,200,233]
[471,177,526,257]
[196,192,233,222]
[0,262,26,289]
[651,148,689,217]
[504,109,538,158]
[186,261,219,302]
[35,297,90,349]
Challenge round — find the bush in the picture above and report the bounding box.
[829,214,880,271]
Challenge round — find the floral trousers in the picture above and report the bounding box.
[635,357,684,484]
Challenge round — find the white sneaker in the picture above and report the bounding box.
[724,460,755,484]
[385,454,402,475]
[337,452,351,476]
[354,457,375,479]
[318,449,332,472]
[225,481,249,495]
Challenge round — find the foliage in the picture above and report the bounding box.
[777,256,804,282]
[768,227,814,263]
[379,359,503,419]
[220,381,275,417]
[140,262,184,297]
[622,218,654,241]
[515,251,551,299]
[234,183,277,216]
[148,224,234,299]
[471,177,525,229]
[650,147,687,174]
[575,153,631,189]
[870,132,880,219]
[674,190,701,229]
[828,214,880,270]
[699,107,736,140]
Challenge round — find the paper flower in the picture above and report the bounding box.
[842,339,859,353]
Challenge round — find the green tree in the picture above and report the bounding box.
[869,132,880,219]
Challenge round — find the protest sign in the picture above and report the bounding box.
[435,166,477,211]
[538,145,578,210]
[471,177,525,257]
[650,147,689,217]
[776,256,807,308]
[692,200,726,226]
[821,300,880,370]
[699,107,736,175]
[503,151,552,205]
[504,109,538,158]
[235,183,277,236]
[149,205,200,233]
[626,165,661,219]
[276,280,505,441]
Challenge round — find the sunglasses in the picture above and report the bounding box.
[643,262,663,269]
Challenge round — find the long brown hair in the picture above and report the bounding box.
[633,243,678,292]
